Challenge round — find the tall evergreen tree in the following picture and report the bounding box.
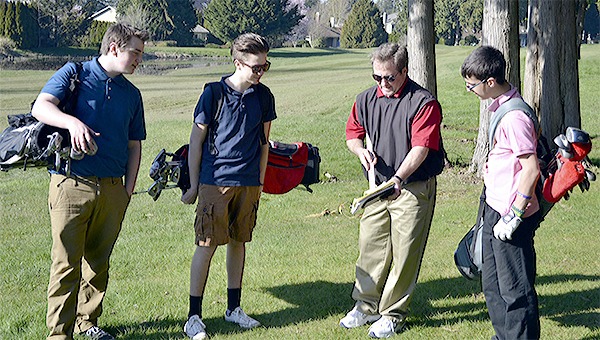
[118,0,197,44]
[434,0,461,45]
[13,2,24,47]
[204,0,302,44]
[583,0,600,40]
[20,4,40,49]
[165,0,196,46]
[4,2,16,43]
[0,1,6,37]
[341,0,387,48]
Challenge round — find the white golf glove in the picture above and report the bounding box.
[493,211,522,241]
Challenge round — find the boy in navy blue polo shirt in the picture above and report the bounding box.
[181,33,276,340]
[32,23,148,340]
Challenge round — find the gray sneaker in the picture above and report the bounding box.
[367,317,404,338]
[184,315,207,340]
[340,306,381,328]
[224,307,261,329]
[83,326,115,340]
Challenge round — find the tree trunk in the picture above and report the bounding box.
[407,0,437,97]
[469,0,520,175]
[523,0,582,140]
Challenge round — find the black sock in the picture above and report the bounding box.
[189,295,203,318]
[227,288,241,312]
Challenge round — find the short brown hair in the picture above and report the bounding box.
[100,23,149,55]
[371,43,408,72]
[230,33,270,61]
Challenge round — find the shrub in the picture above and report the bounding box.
[0,36,16,54]
[461,34,479,46]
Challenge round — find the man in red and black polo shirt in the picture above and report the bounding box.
[340,43,445,338]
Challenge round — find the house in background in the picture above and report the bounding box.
[383,12,398,35]
[192,25,209,45]
[90,6,117,23]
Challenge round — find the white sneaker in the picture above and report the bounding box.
[367,317,403,338]
[83,326,115,340]
[224,307,261,329]
[339,306,381,328]
[184,315,207,340]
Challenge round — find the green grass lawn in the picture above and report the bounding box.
[0,45,599,339]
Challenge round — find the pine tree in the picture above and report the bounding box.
[204,0,302,44]
[4,2,16,43]
[341,0,387,48]
[13,2,24,48]
[0,1,6,37]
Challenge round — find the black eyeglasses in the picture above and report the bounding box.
[238,60,271,74]
[466,78,487,92]
[372,72,399,83]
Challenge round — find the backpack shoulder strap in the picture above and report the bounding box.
[60,61,84,115]
[489,98,539,147]
[203,81,224,123]
[255,83,272,145]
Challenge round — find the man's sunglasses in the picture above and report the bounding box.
[372,72,399,83]
[238,60,271,74]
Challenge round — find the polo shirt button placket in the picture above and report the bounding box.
[107,79,111,100]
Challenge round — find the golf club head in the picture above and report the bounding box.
[565,127,590,144]
[554,134,569,149]
[558,148,573,159]
[147,181,163,201]
[585,169,596,181]
[85,138,98,156]
[578,178,590,192]
[149,149,167,179]
[70,147,84,160]
[171,165,181,183]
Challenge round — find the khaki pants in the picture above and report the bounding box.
[46,174,129,340]
[352,177,437,322]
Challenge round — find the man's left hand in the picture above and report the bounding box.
[384,176,402,200]
[493,212,522,241]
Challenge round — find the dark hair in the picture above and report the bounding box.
[231,33,270,61]
[100,23,149,55]
[460,46,507,84]
[370,43,408,72]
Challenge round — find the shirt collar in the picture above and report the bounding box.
[91,57,127,86]
[487,84,519,112]
[376,77,409,98]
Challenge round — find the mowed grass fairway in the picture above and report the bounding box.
[1,45,599,339]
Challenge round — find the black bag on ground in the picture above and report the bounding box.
[454,189,486,280]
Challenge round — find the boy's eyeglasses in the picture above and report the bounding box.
[372,72,399,83]
[466,78,487,91]
[238,60,271,74]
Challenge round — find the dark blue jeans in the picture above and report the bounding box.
[481,202,541,340]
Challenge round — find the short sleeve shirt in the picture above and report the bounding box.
[484,87,539,216]
[193,77,276,186]
[40,58,146,177]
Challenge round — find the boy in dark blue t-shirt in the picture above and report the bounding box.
[181,33,276,340]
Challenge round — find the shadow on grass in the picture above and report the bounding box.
[111,274,599,338]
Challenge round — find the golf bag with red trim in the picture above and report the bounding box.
[263,140,320,194]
